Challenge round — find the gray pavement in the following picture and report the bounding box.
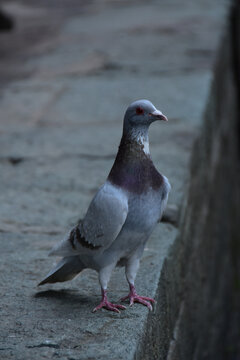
[0,0,227,359]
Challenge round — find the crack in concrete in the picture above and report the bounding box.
[0,224,63,235]
[0,153,115,164]
[26,343,60,349]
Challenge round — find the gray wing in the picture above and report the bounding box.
[50,182,128,257]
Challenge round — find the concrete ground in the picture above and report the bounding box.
[0,0,227,359]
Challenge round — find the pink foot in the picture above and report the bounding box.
[120,284,155,311]
[92,289,126,313]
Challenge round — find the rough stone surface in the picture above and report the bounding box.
[0,0,228,359]
[165,4,240,359]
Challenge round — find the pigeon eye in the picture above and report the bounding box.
[136,107,144,115]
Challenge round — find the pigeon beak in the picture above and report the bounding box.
[149,109,168,121]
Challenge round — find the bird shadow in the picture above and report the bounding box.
[33,289,131,319]
[33,289,141,319]
[34,288,95,308]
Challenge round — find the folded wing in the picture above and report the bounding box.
[50,182,128,257]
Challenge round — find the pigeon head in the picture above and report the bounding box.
[123,99,167,134]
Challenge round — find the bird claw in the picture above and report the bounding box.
[130,295,154,311]
[120,285,155,311]
[93,300,126,313]
[93,289,126,313]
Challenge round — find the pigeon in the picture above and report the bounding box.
[38,99,171,313]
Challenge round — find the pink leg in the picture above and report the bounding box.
[92,289,126,313]
[120,284,155,311]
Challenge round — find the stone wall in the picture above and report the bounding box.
[139,2,240,359]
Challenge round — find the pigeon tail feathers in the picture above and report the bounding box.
[38,256,85,286]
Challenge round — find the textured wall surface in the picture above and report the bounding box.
[162,3,240,359]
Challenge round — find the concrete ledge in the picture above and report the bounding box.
[0,1,232,359]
